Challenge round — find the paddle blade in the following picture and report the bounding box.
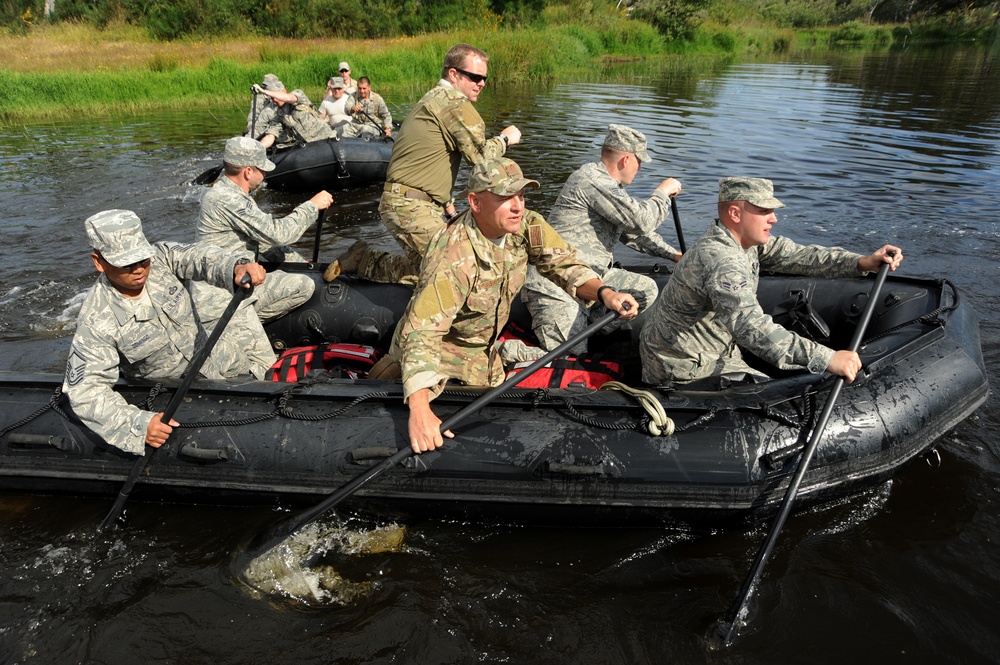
[193,164,223,186]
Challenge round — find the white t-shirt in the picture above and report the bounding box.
[319,96,351,128]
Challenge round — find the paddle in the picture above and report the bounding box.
[714,254,895,647]
[97,273,255,533]
[670,195,686,254]
[354,105,393,141]
[193,164,224,186]
[237,307,625,567]
[310,209,327,264]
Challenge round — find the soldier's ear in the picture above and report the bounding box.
[91,253,106,274]
[468,192,482,214]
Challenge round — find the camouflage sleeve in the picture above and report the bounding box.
[62,323,152,455]
[376,95,392,129]
[707,254,834,373]
[590,184,673,238]
[525,213,600,300]
[760,236,862,277]
[202,191,317,253]
[621,229,679,259]
[398,232,471,401]
[157,241,246,293]
[443,96,506,166]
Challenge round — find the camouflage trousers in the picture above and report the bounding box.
[187,283,277,380]
[252,269,315,322]
[341,123,383,140]
[521,266,660,354]
[356,190,447,284]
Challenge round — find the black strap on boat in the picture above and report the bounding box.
[0,386,62,439]
[862,278,959,345]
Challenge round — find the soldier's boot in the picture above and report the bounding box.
[323,240,370,282]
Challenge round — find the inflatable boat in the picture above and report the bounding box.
[0,267,988,528]
[264,136,392,192]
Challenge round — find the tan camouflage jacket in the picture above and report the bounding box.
[62,242,252,454]
[640,220,863,384]
[391,209,599,400]
[276,103,335,144]
[384,82,507,206]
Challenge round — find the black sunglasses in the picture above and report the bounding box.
[340,68,349,73]
[453,67,488,85]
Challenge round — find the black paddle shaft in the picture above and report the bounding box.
[242,308,624,556]
[310,209,326,265]
[97,274,254,533]
[717,255,895,646]
[670,196,686,254]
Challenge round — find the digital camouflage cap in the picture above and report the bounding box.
[223,136,276,172]
[85,209,154,268]
[262,73,284,91]
[718,177,785,209]
[603,123,651,163]
[328,76,346,89]
[468,157,539,196]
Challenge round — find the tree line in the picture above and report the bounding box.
[4,0,996,40]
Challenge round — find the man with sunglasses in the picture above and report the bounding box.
[326,43,521,285]
[337,62,357,95]
[639,177,903,388]
[521,123,683,357]
[63,209,271,455]
[195,136,333,323]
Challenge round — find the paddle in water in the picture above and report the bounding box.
[97,274,254,532]
[236,307,626,574]
[713,253,895,647]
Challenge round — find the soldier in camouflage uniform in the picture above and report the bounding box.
[195,136,332,323]
[247,74,290,147]
[326,43,522,285]
[639,177,904,387]
[62,210,270,455]
[370,157,638,454]
[522,123,683,353]
[253,85,335,147]
[342,76,393,140]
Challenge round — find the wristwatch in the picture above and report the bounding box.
[498,134,509,147]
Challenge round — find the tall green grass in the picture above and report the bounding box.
[1,21,668,120]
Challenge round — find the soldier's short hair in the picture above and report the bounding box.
[442,43,489,78]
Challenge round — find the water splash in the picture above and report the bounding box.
[236,519,406,605]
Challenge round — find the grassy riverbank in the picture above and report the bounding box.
[2,13,995,122]
[1,17,672,121]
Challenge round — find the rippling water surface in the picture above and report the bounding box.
[0,47,998,664]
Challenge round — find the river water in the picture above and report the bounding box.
[0,47,998,663]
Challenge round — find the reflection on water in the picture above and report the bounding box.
[0,46,998,664]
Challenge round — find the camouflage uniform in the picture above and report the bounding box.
[388,157,599,401]
[247,74,290,146]
[358,81,508,284]
[274,91,335,144]
[639,178,864,386]
[341,91,392,139]
[63,210,274,455]
[195,157,316,322]
[389,208,598,401]
[522,159,677,352]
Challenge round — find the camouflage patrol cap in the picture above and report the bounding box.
[603,123,651,163]
[718,177,785,209]
[262,73,284,91]
[85,210,154,268]
[223,136,276,172]
[328,76,346,89]
[468,157,539,196]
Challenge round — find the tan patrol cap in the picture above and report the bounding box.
[468,157,539,196]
